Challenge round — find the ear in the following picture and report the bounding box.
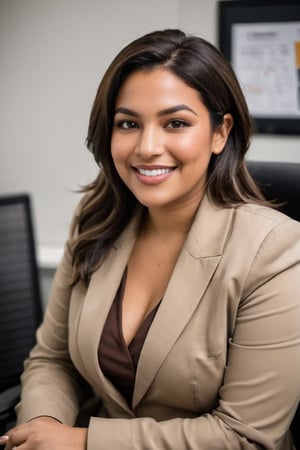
[211,113,234,155]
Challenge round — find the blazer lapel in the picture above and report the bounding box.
[76,210,142,412]
[133,196,234,408]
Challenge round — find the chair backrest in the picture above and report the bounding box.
[0,193,43,392]
[246,160,300,222]
[247,160,300,448]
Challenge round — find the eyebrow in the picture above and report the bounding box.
[114,104,198,117]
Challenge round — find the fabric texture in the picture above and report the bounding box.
[16,195,300,449]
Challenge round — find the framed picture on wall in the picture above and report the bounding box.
[218,0,300,135]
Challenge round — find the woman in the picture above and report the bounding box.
[1,29,300,450]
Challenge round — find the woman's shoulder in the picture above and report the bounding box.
[233,203,300,297]
[232,202,300,261]
[235,202,299,230]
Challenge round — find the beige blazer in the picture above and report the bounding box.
[17,195,300,450]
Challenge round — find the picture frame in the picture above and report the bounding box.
[218,0,300,135]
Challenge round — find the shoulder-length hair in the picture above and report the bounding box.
[72,28,266,285]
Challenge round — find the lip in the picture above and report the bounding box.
[132,165,176,185]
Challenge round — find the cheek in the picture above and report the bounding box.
[172,131,212,162]
[111,132,136,162]
[110,134,119,159]
[111,136,126,167]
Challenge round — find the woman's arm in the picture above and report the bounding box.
[15,199,91,426]
[15,238,90,425]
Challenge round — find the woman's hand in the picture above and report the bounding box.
[0,416,87,450]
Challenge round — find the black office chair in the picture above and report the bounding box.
[247,160,300,449]
[0,193,43,435]
[246,160,300,222]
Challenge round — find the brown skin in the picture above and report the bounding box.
[0,417,87,449]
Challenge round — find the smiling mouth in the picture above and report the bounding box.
[135,167,175,177]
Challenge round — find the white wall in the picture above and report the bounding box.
[0,0,179,255]
[1,0,300,262]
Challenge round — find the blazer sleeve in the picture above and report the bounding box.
[85,218,300,450]
[16,198,90,425]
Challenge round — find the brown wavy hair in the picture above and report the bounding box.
[71,29,268,285]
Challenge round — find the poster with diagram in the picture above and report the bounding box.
[232,22,300,119]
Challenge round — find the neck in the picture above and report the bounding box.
[143,197,202,238]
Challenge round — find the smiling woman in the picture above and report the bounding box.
[2,29,300,450]
[111,68,232,211]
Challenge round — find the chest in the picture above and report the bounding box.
[121,232,185,345]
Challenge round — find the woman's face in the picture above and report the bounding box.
[111,68,232,212]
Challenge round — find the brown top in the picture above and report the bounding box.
[98,269,160,406]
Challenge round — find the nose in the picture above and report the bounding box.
[135,125,163,158]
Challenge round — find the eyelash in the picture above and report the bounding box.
[115,120,138,130]
[166,119,190,129]
[114,119,191,130]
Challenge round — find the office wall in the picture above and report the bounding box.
[178,0,300,164]
[0,0,180,253]
[1,0,300,261]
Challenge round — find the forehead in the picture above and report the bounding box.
[115,68,203,110]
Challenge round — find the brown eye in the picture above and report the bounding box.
[166,119,189,129]
[116,120,139,129]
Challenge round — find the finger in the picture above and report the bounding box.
[0,435,11,450]
[0,435,9,445]
[2,428,26,450]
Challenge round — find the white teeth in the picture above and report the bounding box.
[137,168,172,177]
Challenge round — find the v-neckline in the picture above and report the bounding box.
[117,267,161,356]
